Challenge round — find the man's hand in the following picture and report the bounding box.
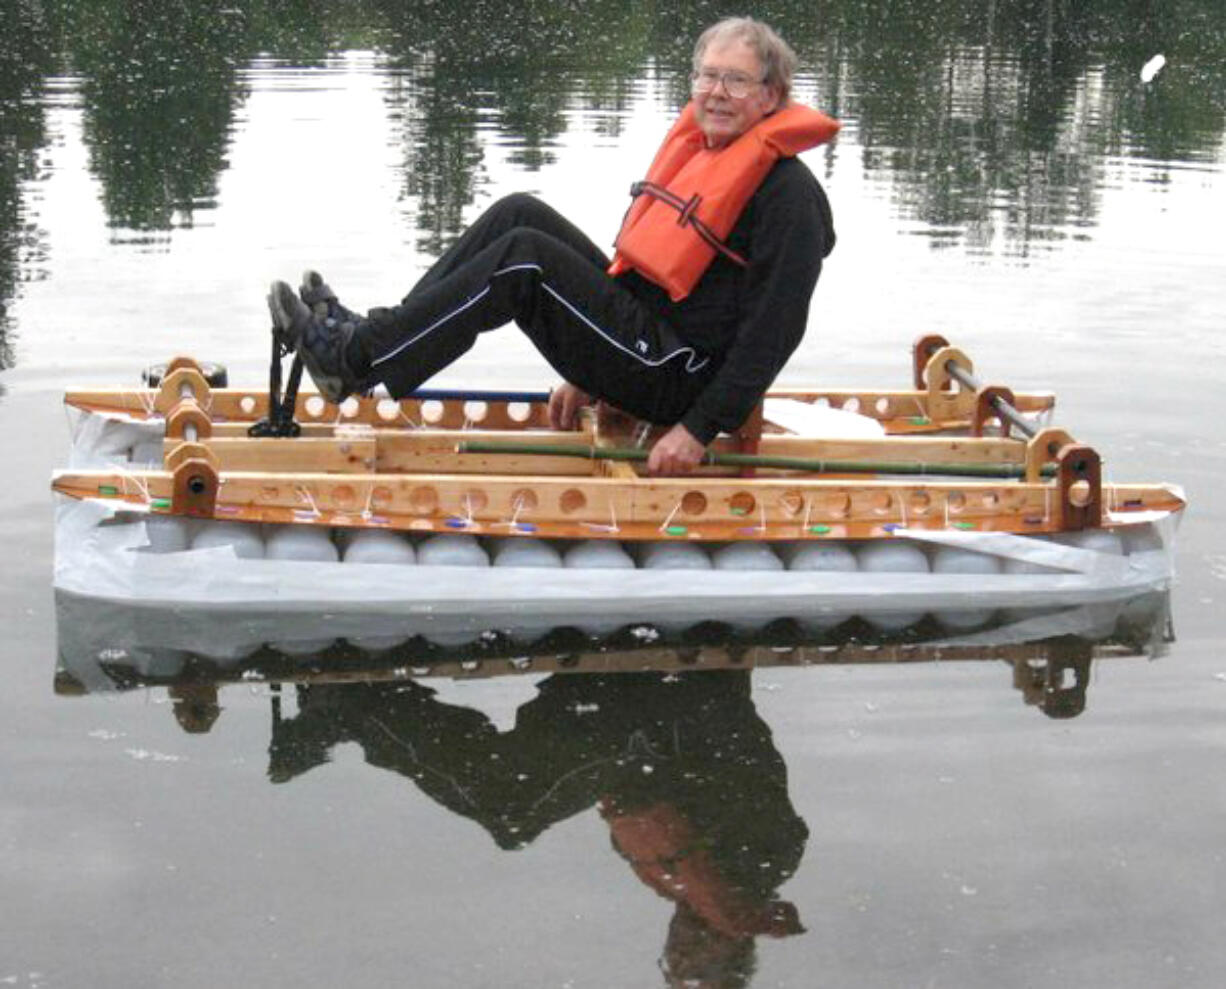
[647,423,706,474]
[548,382,591,430]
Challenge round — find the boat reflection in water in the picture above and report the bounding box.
[53,591,1171,984]
[55,587,1173,722]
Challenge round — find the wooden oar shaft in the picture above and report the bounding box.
[457,441,1050,478]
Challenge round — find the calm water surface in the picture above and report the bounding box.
[2,2,1225,987]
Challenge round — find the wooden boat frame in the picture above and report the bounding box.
[52,336,1185,542]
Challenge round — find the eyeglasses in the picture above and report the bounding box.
[690,68,765,99]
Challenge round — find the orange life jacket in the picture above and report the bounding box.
[608,101,840,301]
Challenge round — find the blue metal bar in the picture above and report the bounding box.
[409,388,551,404]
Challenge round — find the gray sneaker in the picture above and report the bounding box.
[299,269,362,325]
[266,280,361,403]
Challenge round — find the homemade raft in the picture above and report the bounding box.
[51,336,1185,627]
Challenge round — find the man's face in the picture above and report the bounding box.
[691,40,781,149]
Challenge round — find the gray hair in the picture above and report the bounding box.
[692,17,797,103]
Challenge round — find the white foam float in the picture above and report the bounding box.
[191,520,265,559]
[338,531,417,650]
[858,540,931,631]
[561,541,637,636]
[417,533,489,567]
[638,541,713,570]
[930,545,1002,632]
[490,537,563,568]
[712,542,784,571]
[52,496,1181,634]
[265,525,340,654]
[265,524,339,563]
[787,541,859,632]
[563,540,636,570]
[139,515,192,554]
[341,528,417,565]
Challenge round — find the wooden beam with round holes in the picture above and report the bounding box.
[50,467,1186,541]
[64,385,1059,435]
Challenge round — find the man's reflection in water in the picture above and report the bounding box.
[270,670,807,987]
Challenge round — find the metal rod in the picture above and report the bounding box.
[944,361,1038,438]
[457,441,1053,479]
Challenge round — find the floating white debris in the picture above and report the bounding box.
[87,729,125,740]
[1140,54,1166,83]
[125,748,185,762]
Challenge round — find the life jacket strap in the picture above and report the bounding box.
[629,181,749,269]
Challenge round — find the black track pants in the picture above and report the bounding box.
[356,194,715,424]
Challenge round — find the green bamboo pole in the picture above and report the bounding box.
[456,440,1054,479]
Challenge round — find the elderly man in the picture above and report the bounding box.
[267,17,837,473]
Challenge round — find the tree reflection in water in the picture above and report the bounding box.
[271,670,808,987]
[3,0,1224,363]
[0,0,55,377]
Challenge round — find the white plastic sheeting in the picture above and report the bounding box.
[54,495,1180,623]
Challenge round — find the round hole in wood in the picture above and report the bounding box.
[462,489,489,514]
[779,490,805,517]
[871,491,894,515]
[239,395,257,414]
[409,486,438,514]
[304,395,326,418]
[981,491,1000,510]
[1002,489,1028,512]
[507,401,531,423]
[332,485,357,510]
[339,396,360,419]
[1068,479,1092,507]
[681,491,708,516]
[728,491,756,517]
[463,400,488,423]
[824,491,851,518]
[510,488,539,514]
[370,486,393,510]
[875,396,892,416]
[420,399,445,424]
[260,486,280,502]
[909,491,931,515]
[376,399,400,422]
[843,396,861,414]
[946,491,966,513]
[559,488,586,514]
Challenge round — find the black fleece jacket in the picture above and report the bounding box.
[618,156,835,444]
